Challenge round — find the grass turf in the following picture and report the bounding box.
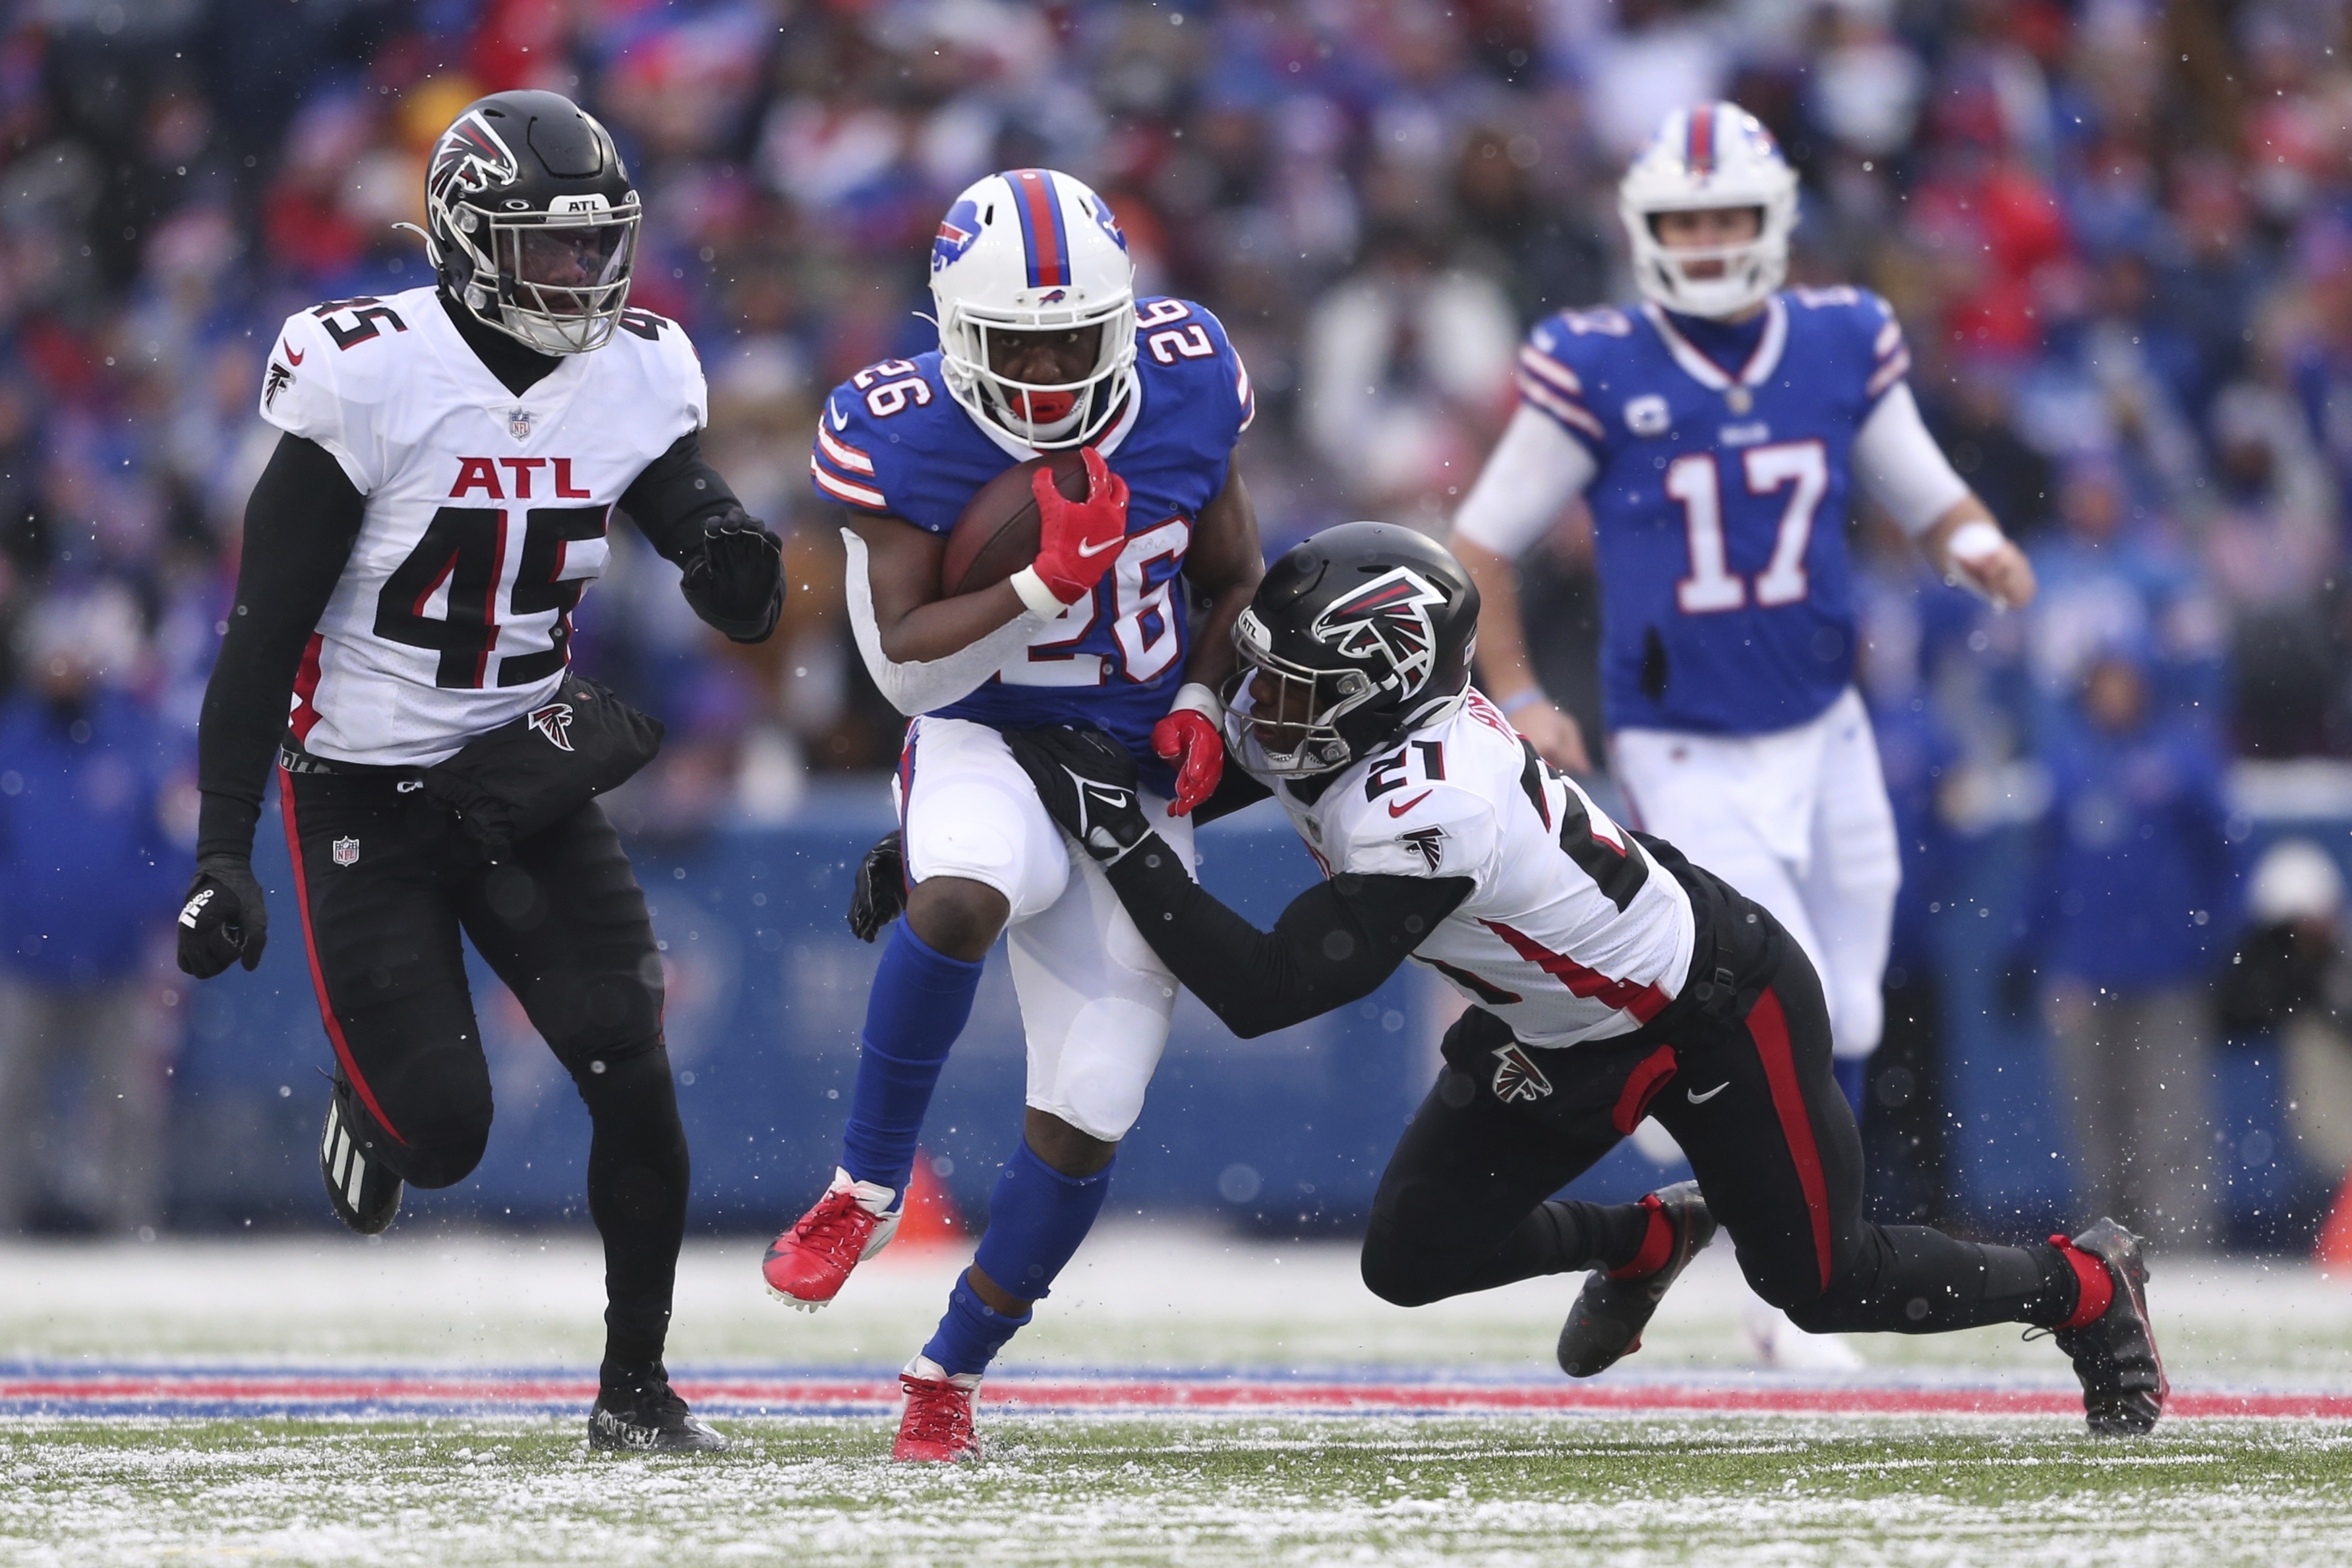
[6,1414,2350,1567]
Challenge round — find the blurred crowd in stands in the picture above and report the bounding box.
[9,0,2352,1238]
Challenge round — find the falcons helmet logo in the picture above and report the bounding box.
[1490,1042,1555,1104]
[263,361,293,411]
[527,702,575,751]
[429,109,520,205]
[1400,826,1448,874]
[1312,568,1450,697]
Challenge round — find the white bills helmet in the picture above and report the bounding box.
[929,168,1138,449]
[1618,102,1798,320]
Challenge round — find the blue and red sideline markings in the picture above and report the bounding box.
[5,1364,2350,1421]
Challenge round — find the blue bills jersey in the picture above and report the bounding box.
[1514,288,1912,736]
[811,297,1254,779]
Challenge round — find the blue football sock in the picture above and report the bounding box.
[920,1272,1032,1378]
[972,1140,1113,1302]
[1833,1057,1867,1124]
[919,1142,1114,1378]
[838,918,984,1194]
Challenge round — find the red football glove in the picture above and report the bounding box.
[1152,687,1225,817]
[1026,446,1129,604]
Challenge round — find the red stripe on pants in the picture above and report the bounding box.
[1747,987,1830,1291]
[278,765,407,1144]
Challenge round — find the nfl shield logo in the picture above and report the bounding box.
[332,836,360,868]
[506,407,533,442]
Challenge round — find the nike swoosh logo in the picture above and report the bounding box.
[828,399,847,430]
[1686,1082,1728,1104]
[283,341,305,364]
[1386,790,1432,817]
[1076,536,1120,558]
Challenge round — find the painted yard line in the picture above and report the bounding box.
[4,1370,2350,1421]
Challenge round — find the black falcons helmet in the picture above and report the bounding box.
[421,90,639,355]
[1225,522,1481,778]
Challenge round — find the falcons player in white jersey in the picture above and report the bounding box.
[173,91,783,1453]
[1007,524,2166,1440]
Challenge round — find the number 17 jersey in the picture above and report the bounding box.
[258,286,707,767]
[1514,288,1911,736]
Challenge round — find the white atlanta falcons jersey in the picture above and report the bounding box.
[257,286,707,766]
[1274,688,1696,1048]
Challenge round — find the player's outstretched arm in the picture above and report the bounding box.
[1921,495,2037,610]
[1155,467,1265,815]
[1453,535,1590,774]
[618,432,785,643]
[1448,403,1599,774]
[181,434,365,978]
[1007,725,1470,1037]
[1850,382,2036,610]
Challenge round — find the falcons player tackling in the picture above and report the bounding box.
[174,91,783,1451]
[762,167,1262,1461]
[1008,523,2164,1439]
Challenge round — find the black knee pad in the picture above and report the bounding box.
[356,1073,492,1191]
[1359,1231,1450,1308]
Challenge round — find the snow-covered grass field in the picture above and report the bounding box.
[5,1223,2351,1565]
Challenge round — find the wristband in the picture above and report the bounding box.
[1169,681,1223,726]
[1946,519,2005,566]
[1008,564,1073,620]
[1496,687,1547,716]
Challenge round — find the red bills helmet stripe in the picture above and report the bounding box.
[1009,168,1072,289]
[1686,103,1715,176]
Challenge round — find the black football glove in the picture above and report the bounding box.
[848,830,907,943]
[678,506,785,643]
[175,853,269,979]
[1007,724,1152,864]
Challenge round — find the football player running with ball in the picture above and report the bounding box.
[175,92,784,1452]
[1007,525,2164,1439]
[1445,103,2035,1367]
[765,168,1262,1461]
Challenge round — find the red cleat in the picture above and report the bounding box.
[761,1169,900,1310]
[892,1356,982,1462]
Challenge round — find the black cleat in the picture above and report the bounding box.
[319,1082,402,1235]
[588,1364,730,1453]
[2049,1218,2167,1436]
[1557,1180,1717,1377]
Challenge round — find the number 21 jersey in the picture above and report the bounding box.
[258,287,707,766]
[1513,288,1911,736]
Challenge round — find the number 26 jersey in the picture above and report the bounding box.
[258,285,707,767]
[809,296,1254,772]
[1514,288,1910,736]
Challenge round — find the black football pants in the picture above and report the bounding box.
[1363,872,2059,1335]
[278,763,688,1364]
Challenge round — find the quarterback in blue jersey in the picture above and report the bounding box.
[764,167,1263,1461]
[1448,103,2035,1366]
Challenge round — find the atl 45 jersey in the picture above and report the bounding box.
[259,285,707,766]
[810,297,1254,763]
[1515,289,1911,736]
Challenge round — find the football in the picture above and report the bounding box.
[939,450,1089,598]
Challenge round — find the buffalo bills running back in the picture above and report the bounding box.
[1445,103,2036,1364]
[765,167,1263,1461]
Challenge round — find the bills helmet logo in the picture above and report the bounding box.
[1400,826,1448,874]
[1312,568,1450,697]
[931,198,983,274]
[429,109,520,205]
[1088,194,1128,252]
[1490,1042,1555,1104]
[528,702,575,752]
